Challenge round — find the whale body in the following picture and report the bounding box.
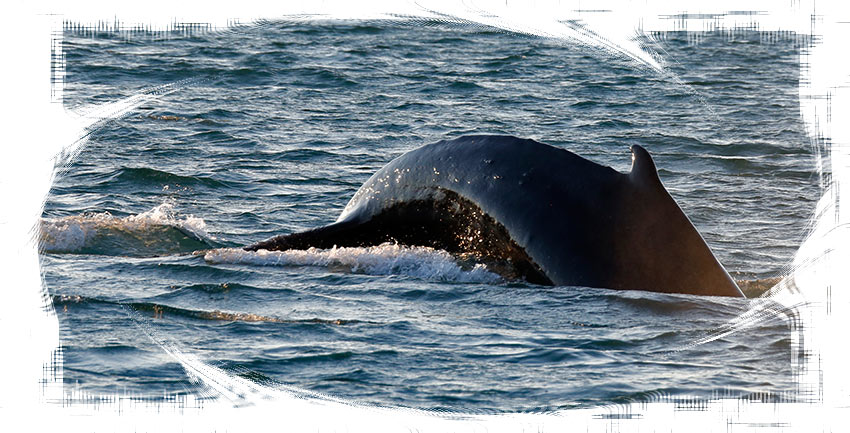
[246,135,744,297]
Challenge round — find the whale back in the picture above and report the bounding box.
[248,135,743,297]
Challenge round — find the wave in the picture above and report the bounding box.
[113,166,232,189]
[52,294,363,325]
[204,243,502,284]
[39,203,217,257]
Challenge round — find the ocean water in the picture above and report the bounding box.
[43,21,817,411]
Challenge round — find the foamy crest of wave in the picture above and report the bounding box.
[40,202,213,253]
[204,243,501,284]
[132,202,211,241]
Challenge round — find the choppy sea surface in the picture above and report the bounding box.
[43,21,817,411]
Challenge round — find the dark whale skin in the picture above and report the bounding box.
[246,135,743,297]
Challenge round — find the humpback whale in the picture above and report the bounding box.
[246,135,744,297]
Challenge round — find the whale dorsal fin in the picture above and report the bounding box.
[628,145,662,187]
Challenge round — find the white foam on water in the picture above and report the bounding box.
[204,243,501,284]
[39,202,213,253]
[132,202,212,241]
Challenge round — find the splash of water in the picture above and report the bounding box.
[204,243,501,284]
[40,202,214,255]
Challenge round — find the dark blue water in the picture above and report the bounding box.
[43,21,815,411]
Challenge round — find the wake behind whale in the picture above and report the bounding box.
[246,135,744,297]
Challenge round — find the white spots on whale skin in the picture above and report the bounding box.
[372,173,392,189]
[392,167,408,184]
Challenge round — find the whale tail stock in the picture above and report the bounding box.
[243,136,743,297]
[243,189,554,285]
[244,220,361,252]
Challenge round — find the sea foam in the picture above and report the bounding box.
[39,202,213,254]
[204,243,501,284]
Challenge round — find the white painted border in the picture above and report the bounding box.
[4,0,847,431]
